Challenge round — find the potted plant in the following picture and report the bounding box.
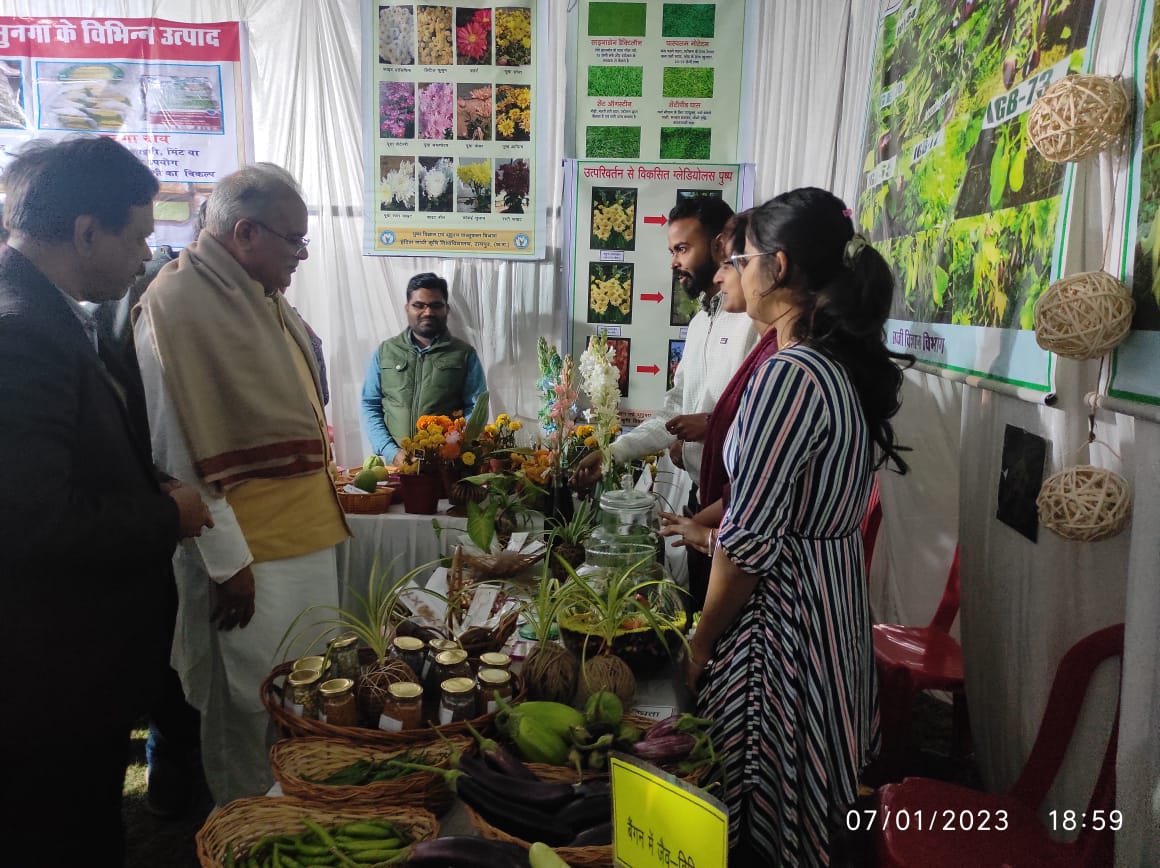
[279,555,444,726]
[557,556,688,707]
[546,497,598,581]
[518,566,579,703]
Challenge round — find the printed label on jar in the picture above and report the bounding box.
[438,705,454,725]
[379,713,404,732]
[487,699,498,713]
[319,712,328,724]
[288,702,304,718]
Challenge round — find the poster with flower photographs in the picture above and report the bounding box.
[573,1,752,162]
[361,0,548,257]
[564,159,751,420]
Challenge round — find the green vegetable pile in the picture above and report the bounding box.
[224,817,411,867]
[310,750,425,787]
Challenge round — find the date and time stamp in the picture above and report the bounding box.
[845,808,1124,833]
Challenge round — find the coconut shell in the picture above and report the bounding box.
[523,642,579,703]
[575,653,636,708]
[357,657,417,725]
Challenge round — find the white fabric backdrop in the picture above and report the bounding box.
[2,0,1155,861]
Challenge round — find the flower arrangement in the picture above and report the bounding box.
[495,84,531,141]
[494,158,529,214]
[590,187,637,250]
[416,6,453,65]
[379,81,415,139]
[379,5,415,65]
[457,158,492,212]
[536,337,566,436]
[510,448,552,485]
[495,7,532,66]
[380,159,415,211]
[418,157,454,212]
[418,81,454,140]
[398,414,467,475]
[457,85,492,140]
[588,262,633,323]
[477,412,522,455]
[456,7,492,65]
[579,332,622,483]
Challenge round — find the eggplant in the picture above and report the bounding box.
[456,753,577,811]
[402,836,531,867]
[554,791,612,830]
[568,821,614,847]
[631,733,696,762]
[465,721,541,781]
[644,714,681,741]
[457,775,575,846]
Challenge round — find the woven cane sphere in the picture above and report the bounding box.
[1037,465,1132,542]
[1027,74,1129,163]
[1033,271,1134,360]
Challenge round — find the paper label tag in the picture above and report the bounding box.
[506,531,529,551]
[379,713,404,732]
[319,711,328,724]
[628,704,674,721]
[288,702,304,718]
[438,705,454,725]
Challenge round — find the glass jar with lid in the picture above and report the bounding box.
[327,632,361,682]
[586,489,667,573]
[438,677,477,724]
[432,648,472,688]
[476,667,513,714]
[293,654,332,682]
[285,668,321,719]
[379,681,424,731]
[317,677,358,727]
[422,637,460,688]
[389,635,426,680]
[478,651,511,673]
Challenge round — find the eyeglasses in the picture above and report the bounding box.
[727,251,778,274]
[409,300,448,312]
[251,220,310,255]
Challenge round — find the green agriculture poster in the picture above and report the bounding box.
[362,0,548,258]
[564,160,751,423]
[1114,0,1160,406]
[856,0,1100,393]
[575,1,746,163]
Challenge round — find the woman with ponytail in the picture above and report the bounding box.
[683,187,911,865]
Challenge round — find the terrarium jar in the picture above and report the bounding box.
[588,489,664,562]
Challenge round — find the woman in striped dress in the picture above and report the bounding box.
[685,188,912,865]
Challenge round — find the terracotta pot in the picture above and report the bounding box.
[398,472,441,514]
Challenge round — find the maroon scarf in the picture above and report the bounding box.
[699,327,780,508]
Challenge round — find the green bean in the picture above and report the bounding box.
[333,838,401,852]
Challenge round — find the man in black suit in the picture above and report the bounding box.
[0,136,211,866]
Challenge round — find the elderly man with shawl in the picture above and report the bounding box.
[135,164,349,805]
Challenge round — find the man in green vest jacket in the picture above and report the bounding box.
[360,272,486,465]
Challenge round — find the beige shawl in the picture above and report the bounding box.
[136,233,326,489]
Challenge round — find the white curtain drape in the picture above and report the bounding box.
[3,0,1155,861]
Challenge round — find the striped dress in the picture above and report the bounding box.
[703,345,878,865]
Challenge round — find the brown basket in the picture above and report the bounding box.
[262,647,526,746]
[459,548,546,578]
[269,736,470,814]
[335,484,395,514]
[463,801,612,867]
[195,796,438,867]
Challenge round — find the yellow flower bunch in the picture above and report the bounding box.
[400,414,467,471]
[589,272,632,316]
[495,85,531,140]
[512,448,553,484]
[457,160,492,189]
[591,200,635,243]
[416,5,453,64]
[495,7,531,66]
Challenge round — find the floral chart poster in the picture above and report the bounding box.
[361,0,549,258]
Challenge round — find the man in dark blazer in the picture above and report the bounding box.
[0,136,211,867]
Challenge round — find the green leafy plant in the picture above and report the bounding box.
[659,126,711,159]
[587,65,644,97]
[585,125,641,159]
[461,470,546,552]
[661,3,716,38]
[662,67,714,99]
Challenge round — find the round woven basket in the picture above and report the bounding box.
[262,647,526,745]
[335,484,395,514]
[462,801,610,868]
[195,797,439,867]
[1037,465,1132,542]
[460,548,546,578]
[1027,74,1130,163]
[1033,271,1134,360]
[268,735,471,813]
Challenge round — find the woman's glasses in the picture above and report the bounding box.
[727,251,777,274]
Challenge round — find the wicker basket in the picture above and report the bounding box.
[460,548,546,578]
[262,647,526,745]
[462,801,612,868]
[195,797,438,867]
[269,736,470,813]
[335,484,395,514]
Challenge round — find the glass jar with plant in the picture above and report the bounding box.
[278,555,444,727]
[546,497,598,581]
[557,556,688,708]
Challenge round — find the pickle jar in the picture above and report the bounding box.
[285,668,321,720]
[327,632,361,682]
[317,677,358,727]
[433,648,471,684]
[293,654,332,682]
[476,667,513,714]
[438,677,477,724]
[390,635,427,680]
[422,638,460,689]
[478,651,511,673]
[379,681,423,732]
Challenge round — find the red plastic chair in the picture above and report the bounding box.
[860,478,883,576]
[872,546,964,779]
[876,623,1124,868]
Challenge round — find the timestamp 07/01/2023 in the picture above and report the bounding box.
[845,807,1124,834]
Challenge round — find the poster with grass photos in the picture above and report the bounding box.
[565,159,750,420]
[574,0,749,162]
[856,0,1100,395]
[362,0,548,257]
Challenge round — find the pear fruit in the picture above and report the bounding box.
[352,469,379,493]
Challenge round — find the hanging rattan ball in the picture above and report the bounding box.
[1033,271,1134,360]
[1037,465,1132,542]
[1027,74,1130,163]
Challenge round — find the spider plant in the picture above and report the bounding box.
[518,563,579,702]
[546,497,598,580]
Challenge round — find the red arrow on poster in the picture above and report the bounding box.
[639,292,664,303]
[636,364,661,375]
[643,215,667,226]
